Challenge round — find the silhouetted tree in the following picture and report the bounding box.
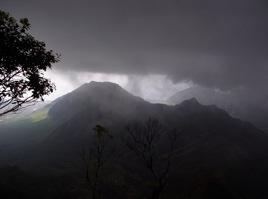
[126,118,177,199]
[81,125,113,199]
[0,10,59,116]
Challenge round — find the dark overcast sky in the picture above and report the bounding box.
[1,0,268,95]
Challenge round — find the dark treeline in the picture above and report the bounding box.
[0,118,266,199]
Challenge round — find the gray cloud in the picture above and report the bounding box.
[1,0,268,93]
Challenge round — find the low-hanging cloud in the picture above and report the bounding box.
[44,68,189,101]
[1,0,268,94]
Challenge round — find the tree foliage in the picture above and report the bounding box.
[0,10,59,116]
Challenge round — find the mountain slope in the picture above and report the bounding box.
[32,82,268,167]
[1,81,268,198]
[168,86,268,131]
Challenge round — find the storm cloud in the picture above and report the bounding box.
[1,0,268,93]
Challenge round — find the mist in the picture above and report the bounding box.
[1,1,268,198]
[1,0,268,102]
[44,69,190,102]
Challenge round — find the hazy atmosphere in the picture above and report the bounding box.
[1,1,268,199]
[1,0,268,101]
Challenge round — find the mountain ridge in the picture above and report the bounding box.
[1,81,268,198]
[168,85,268,131]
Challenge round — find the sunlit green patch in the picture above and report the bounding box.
[31,108,49,122]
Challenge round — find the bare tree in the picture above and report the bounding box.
[80,125,113,199]
[126,118,177,199]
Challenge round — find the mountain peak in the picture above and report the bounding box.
[175,97,205,113]
[88,81,120,87]
[77,81,121,91]
[179,97,201,106]
[72,81,126,97]
[48,81,146,120]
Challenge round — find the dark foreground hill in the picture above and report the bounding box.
[0,81,268,199]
